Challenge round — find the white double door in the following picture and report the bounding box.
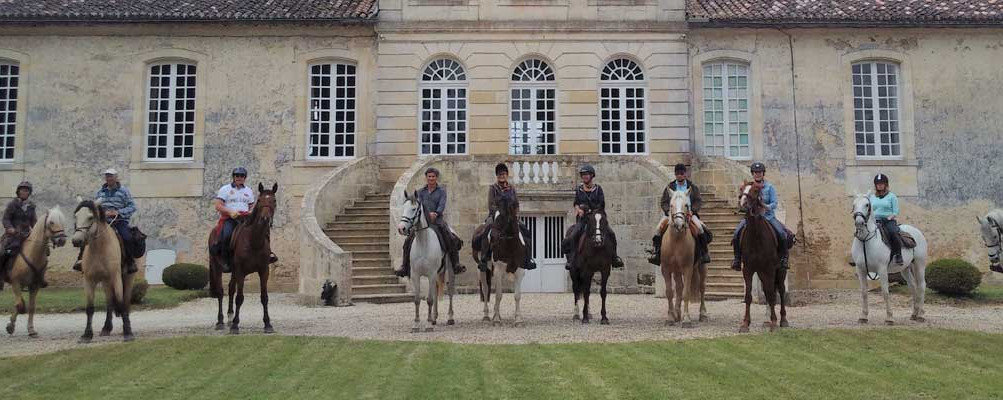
[518,215,567,293]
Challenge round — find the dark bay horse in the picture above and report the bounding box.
[568,209,613,325]
[479,195,527,326]
[737,182,788,332]
[209,183,277,334]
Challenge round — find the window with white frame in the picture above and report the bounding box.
[309,62,357,159]
[0,63,18,161]
[145,63,196,160]
[510,59,556,155]
[702,62,750,159]
[599,58,646,154]
[420,59,467,155]
[852,61,901,158]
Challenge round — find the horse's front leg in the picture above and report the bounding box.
[79,279,96,343]
[426,273,436,332]
[447,268,455,326]
[673,273,684,323]
[492,264,503,326]
[411,271,421,333]
[479,270,490,322]
[739,271,752,333]
[227,275,236,326]
[6,281,22,335]
[230,274,245,335]
[777,269,789,328]
[698,264,709,322]
[259,268,273,334]
[599,269,610,325]
[27,288,39,337]
[582,272,593,324]
[681,269,693,328]
[662,268,675,326]
[512,270,523,327]
[857,265,869,324]
[880,272,894,325]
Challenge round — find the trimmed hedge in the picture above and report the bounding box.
[162,263,209,290]
[131,279,149,304]
[926,259,982,296]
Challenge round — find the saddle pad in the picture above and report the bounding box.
[880,229,917,249]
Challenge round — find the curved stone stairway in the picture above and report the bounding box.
[697,192,745,299]
[324,192,411,304]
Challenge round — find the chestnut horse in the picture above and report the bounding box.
[209,183,277,335]
[736,182,788,332]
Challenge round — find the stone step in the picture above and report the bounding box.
[353,284,408,296]
[353,265,394,276]
[343,207,389,216]
[353,275,400,286]
[705,291,744,299]
[365,194,391,201]
[329,234,388,244]
[352,293,413,304]
[328,221,389,228]
[349,250,390,258]
[338,242,389,252]
[353,200,390,208]
[706,282,745,292]
[335,215,390,224]
[353,259,392,269]
[324,224,386,232]
[707,273,745,282]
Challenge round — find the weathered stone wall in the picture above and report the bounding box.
[0,24,377,287]
[688,28,1003,286]
[299,156,380,306]
[390,155,675,292]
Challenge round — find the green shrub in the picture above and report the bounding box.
[926,259,982,296]
[162,263,209,290]
[131,279,149,304]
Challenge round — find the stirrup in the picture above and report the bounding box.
[646,253,661,266]
[730,258,742,271]
[522,259,538,270]
[72,260,83,272]
[991,264,1003,274]
[394,265,409,278]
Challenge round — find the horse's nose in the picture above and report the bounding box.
[71,238,82,247]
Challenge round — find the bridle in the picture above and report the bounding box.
[852,197,879,280]
[670,193,690,233]
[253,194,276,227]
[18,212,67,279]
[73,206,103,246]
[400,199,430,235]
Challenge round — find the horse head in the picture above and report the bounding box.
[738,181,765,217]
[254,182,278,227]
[586,209,610,248]
[977,214,1002,267]
[397,190,422,236]
[71,197,102,248]
[669,188,691,232]
[851,193,874,238]
[491,194,519,236]
[46,206,68,248]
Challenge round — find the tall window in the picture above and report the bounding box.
[853,61,900,158]
[703,62,750,159]
[145,63,196,160]
[510,59,556,155]
[599,58,646,154]
[420,58,467,155]
[0,63,18,161]
[309,62,357,159]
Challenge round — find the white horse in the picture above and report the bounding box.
[396,190,455,333]
[976,209,1003,273]
[850,193,928,325]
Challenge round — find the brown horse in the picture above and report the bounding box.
[71,199,136,342]
[5,207,68,337]
[736,182,788,332]
[568,209,614,324]
[209,183,277,335]
[657,189,705,328]
[479,194,527,326]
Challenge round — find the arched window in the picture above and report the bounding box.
[420,58,467,155]
[0,62,19,161]
[145,62,197,160]
[852,61,900,158]
[599,58,646,154]
[702,62,750,159]
[510,58,556,155]
[308,62,357,159]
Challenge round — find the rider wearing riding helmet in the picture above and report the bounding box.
[212,167,278,273]
[0,181,38,288]
[871,173,904,265]
[561,164,625,270]
[731,162,794,271]
[476,163,537,272]
[648,163,712,265]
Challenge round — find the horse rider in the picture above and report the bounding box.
[562,164,625,270]
[731,162,794,272]
[0,181,38,288]
[72,169,138,274]
[211,167,279,273]
[871,173,904,266]
[395,167,467,278]
[475,163,537,272]
[648,164,713,265]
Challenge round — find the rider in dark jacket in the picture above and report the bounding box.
[396,168,467,278]
[477,163,536,271]
[1,181,38,287]
[648,164,712,265]
[561,164,625,270]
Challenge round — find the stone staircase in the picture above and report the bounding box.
[323,192,411,304]
[699,192,745,299]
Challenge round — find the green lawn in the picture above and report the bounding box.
[0,287,207,314]
[1,329,1001,399]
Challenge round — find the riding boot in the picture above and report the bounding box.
[697,233,712,264]
[890,235,904,265]
[478,248,492,272]
[565,251,574,271]
[612,256,625,269]
[125,258,138,274]
[220,244,232,274]
[522,255,537,270]
[731,238,743,271]
[778,245,790,272]
[396,235,414,278]
[72,247,84,272]
[647,235,662,265]
[269,252,279,264]
[449,248,466,275]
[991,264,1003,274]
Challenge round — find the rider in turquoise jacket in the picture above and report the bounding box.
[870,173,903,265]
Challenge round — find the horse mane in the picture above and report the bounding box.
[74,200,104,224]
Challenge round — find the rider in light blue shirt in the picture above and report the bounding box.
[731,162,793,271]
[870,173,904,265]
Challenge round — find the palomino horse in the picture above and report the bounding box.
[479,195,526,326]
[210,183,278,335]
[657,189,706,327]
[977,209,1003,274]
[569,209,614,324]
[71,199,136,342]
[5,207,68,337]
[851,193,929,324]
[397,190,456,332]
[736,182,788,332]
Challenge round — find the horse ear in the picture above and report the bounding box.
[271,182,278,193]
[75,195,83,203]
[258,182,265,193]
[977,215,985,225]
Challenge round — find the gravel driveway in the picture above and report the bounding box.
[2,291,1001,358]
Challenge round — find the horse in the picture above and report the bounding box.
[209,183,278,335]
[479,195,526,326]
[71,198,136,342]
[566,209,613,324]
[397,190,455,332]
[657,188,705,328]
[977,209,1003,273]
[736,182,788,332]
[4,207,68,337]
[851,193,928,324]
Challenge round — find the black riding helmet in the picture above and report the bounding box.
[579,164,596,177]
[495,163,508,176]
[15,181,32,195]
[232,167,248,176]
[874,173,890,185]
[674,163,687,174]
[750,162,766,173]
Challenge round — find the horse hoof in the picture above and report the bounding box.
[513,321,523,328]
[264,326,275,334]
[5,323,13,335]
[99,330,112,337]
[913,316,926,323]
[665,320,676,327]
[885,320,894,326]
[431,321,437,326]
[28,332,38,338]
[425,327,434,333]
[482,316,491,322]
[492,320,503,327]
[681,322,694,329]
[780,320,790,328]
[123,334,135,342]
[600,319,610,325]
[858,318,868,324]
[411,328,420,333]
[738,326,749,333]
[447,319,455,326]
[215,323,225,331]
[229,328,240,335]
[699,315,709,322]
[572,314,580,321]
[78,336,92,344]
[769,324,776,332]
[581,319,590,325]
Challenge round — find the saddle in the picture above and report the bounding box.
[881,228,917,249]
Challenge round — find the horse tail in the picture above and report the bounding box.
[479,269,493,303]
[686,263,702,301]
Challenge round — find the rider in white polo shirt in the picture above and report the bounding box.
[212,167,278,273]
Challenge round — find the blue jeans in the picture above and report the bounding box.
[219,218,238,258]
[732,217,788,258]
[110,219,132,256]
